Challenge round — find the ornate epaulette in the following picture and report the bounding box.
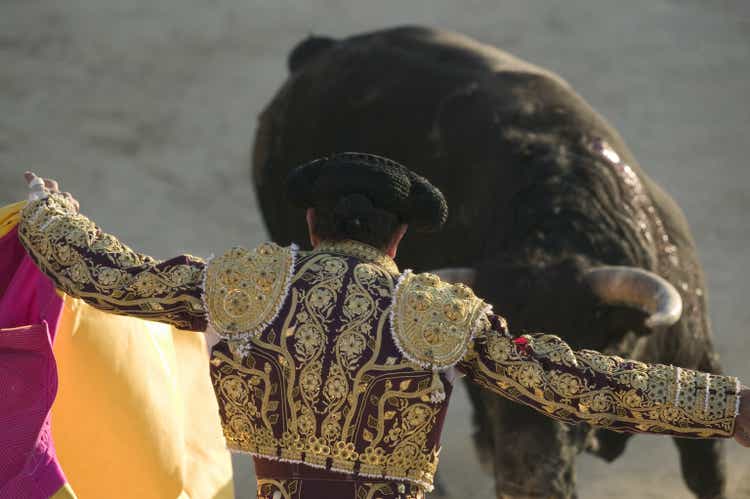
[203,242,297,343]
[390,270,491,401]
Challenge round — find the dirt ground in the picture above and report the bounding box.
[1,1,749,497]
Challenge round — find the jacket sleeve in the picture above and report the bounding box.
[457,314,740,438]
[18,193,208,331]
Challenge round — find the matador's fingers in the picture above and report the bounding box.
[44,178,60,192]
[24,171,37,184]
[25,171,44,188]
[61,192,80,213]
[25,171,50,201]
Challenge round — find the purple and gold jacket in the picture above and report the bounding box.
[19,194,741,493]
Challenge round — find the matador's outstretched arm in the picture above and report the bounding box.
[458,313,741,438]
[18,177,208,331]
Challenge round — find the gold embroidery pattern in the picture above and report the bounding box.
[257,479,301,499]
[18,194,206,330]
[356,482,425,499]
[391,270,490,369]
[203,243,295,340]
[317,239,399,275]
[211,247,446,491]
[256,478,424,498]
[460,318,739,437]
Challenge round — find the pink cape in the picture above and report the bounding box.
[0,226,67,498]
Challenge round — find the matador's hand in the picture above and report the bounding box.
[734,387,750,447]
[23,171,80,213]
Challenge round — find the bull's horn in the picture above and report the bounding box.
[430,267,477,287]
[584,266,683,328]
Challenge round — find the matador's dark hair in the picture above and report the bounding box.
[286,153,448,249]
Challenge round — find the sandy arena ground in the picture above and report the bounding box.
[1,1,749,497]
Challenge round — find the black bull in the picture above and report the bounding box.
[252,26,728,499]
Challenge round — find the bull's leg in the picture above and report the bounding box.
[430,474,449,497]
[673,437,727,499]
[481,389,584,499]
[465,379,496,473]
[588,429,633,462]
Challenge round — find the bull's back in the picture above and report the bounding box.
[253,27,656,271]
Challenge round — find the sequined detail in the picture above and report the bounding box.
[391,270,491,370]
[210,248,446,491]
[203,243,296,342]
[18,194,207,331]
[459,315,739,437]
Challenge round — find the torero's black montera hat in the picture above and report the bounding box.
[286,152,448,232]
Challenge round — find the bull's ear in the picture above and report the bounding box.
[288,35,337,73]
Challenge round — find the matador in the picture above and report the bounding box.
[17,153,750,499]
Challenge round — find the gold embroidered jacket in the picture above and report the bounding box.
[18,193,741,492]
